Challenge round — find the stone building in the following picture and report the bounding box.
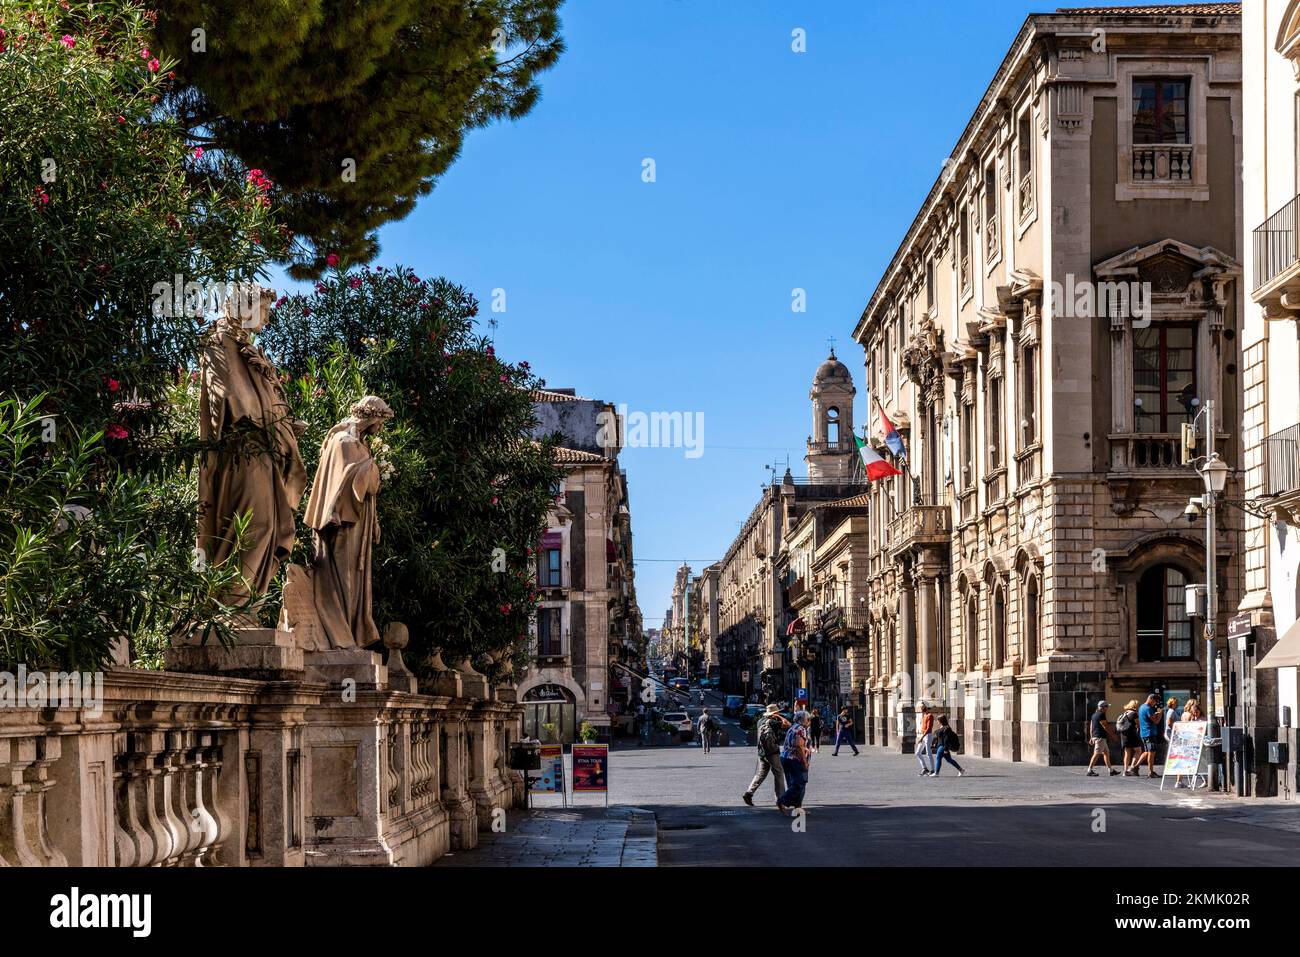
[521,388,640,744]
[1242,0,1300,796]
[715,354,868,702]
[851,3,1243,764]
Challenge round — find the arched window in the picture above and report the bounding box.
[992,584,1006,669]
[1023,574,1040,664]
[965,595,979,672]
[826,406,840,446]
[1136,564,1193,661]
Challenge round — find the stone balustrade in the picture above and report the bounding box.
[0,664,522,868]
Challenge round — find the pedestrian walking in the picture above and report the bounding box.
[742,703,789,806]
[776,710,812,814]
[915,703,935,776]
[1134,693,1163,778]
[698,708,715,753]
[809,708,824,752]
[832,706,859,756]
[930,715,964,776]
[1085,700,1120,776]
[1117,699,1142,774]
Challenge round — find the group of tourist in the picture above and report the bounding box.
[741,704,860,815]
[1085,693,1206,785]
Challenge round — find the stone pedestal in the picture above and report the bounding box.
[424,671,462,699]
[165,628,304,680]
[304,648,387,691]
[302,698,394,867]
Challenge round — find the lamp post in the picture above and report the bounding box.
[1196,399,1229,792]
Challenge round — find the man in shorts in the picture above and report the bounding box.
[1086,700,1120,776]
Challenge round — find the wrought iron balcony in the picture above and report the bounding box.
[1267,423,1300,499]
[1254,194,1300,293]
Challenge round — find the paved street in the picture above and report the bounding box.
[449,730,1300,866]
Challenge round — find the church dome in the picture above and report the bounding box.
[813,350,852,386]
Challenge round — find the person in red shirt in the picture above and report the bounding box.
[915,704,935,776]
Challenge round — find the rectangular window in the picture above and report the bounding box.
[959,207,970,290]
[926,261,935,311]
[1017,112,1033,218]
[542,548,562,587]
[883,340,891,395]
[1133,78,1189,144]
[1019,345,1037,447]
[1133,324,1197,432]
[987,378,1003,470]
[961,403,975,490]
[538,607,563,656]
[984,163,999,260]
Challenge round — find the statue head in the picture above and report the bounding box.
[350,395,394,436]
[222,284,276,333]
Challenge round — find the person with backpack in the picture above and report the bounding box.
[697,708,715,753]
[742,703,789,806]
[1085,700,1121,776]
[776,710,812,815]
[832,706,859,756]
[1116,699,1143,774]
[930,714,964,776]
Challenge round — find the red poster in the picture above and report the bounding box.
[571,744,609,792]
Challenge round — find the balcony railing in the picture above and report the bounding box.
[787,576,809,606]
[887,500,951,557]
[1132,144,1192,183]
[1108,433,1192,472]
[1254,194,1299,292]
[1267,423,1300,498]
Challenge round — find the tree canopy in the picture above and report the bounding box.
[154,0,565,276]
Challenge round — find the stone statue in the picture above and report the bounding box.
[303,395,394,649]
[198,286,307,601]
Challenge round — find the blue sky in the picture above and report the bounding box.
[274,1,1146,626]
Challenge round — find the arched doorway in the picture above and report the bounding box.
[522,683,578,745]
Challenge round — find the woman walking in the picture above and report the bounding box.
[930,715,964,777]
[776,711,812,815]
[809,708,824,753]
[1118,700,1143,775]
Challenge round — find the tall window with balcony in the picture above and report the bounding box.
[1133,324,1196,433]
[983,162,999,263]
[1017,339,1039,481]
[959,206,971,294]
[1132,77,1190,182]
[925,260,936,313]
[1136,565,1194,661]
[986,372,1005,503]
[537,607,563,657]
[1017,110,1034,221]
[540,546,562,588]
[960,400,977,521]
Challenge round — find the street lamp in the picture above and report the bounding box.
[1195,408,1229,791]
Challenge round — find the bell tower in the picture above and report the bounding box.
[805,349,856,482]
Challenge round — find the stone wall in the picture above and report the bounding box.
[0,667,522,867]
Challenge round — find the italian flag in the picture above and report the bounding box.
[854,431,902,482]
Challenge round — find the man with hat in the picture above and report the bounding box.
[742,702,790,806]
[1085,700,1120,776]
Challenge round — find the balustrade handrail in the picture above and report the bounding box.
[1254,193,1300,292]
[1266,422,1300,497]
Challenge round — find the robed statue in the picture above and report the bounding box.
[303,395,394,649]
[198,286,307,601]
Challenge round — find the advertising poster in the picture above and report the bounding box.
[529,744,565,793]
[571,744,609,793]
[1163,720,1208,777]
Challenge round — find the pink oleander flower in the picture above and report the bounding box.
[275,296,287,308]
[349,277,361,289]
[106,424,128,440]
[147,58,159,72]
[139,47,149,59]
[104,377,119,392]
[499,374,508,382]
[491,496,499,505]
[325,253,339,267]
[192,147,204,160]
[59,34,74,49]
[302,307,312,317]
[33,187,49,206]
[314,282,325,293]
[499,603,511,615]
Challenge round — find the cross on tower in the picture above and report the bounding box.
[826,335,837,355]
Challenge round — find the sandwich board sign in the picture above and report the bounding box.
[1161,720,1208,789]
[571,743,609,806]
[529,744,566,805]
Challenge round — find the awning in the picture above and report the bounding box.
[786,617,805,636]
[1257,618,1300,669]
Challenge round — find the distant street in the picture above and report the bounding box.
[502,717,1300,867]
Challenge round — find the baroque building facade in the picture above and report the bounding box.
[520,388,641,744]
[852,3,1243,764]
